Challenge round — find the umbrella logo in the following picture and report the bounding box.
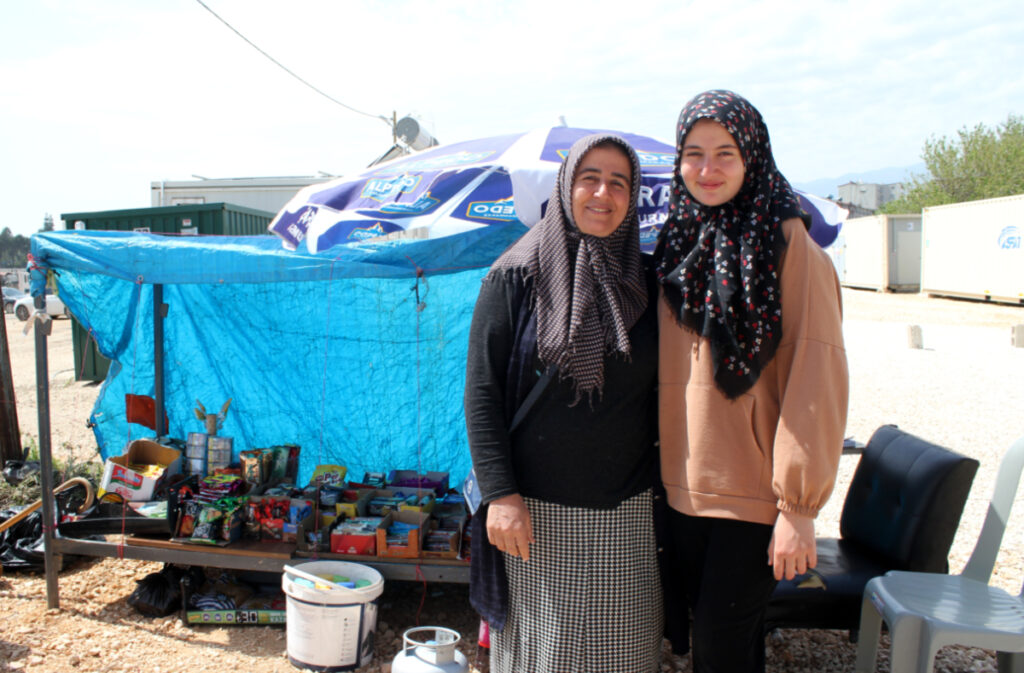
[998,226,1020,249]
[380,192,441,216]
[362,174,421,201]
[466,197,518,222]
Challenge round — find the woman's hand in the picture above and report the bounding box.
[486,493,534,561]
[768,510,817,581]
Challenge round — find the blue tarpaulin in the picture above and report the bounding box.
[29,224,527,485]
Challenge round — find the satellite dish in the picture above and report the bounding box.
[396,116,438,150]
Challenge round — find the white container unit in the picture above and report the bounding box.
[921,194,1024,305]
[828,214,922,292]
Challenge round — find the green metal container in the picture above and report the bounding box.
[60,203,277,381]
[71,318,110,382]
[60,202,276,236]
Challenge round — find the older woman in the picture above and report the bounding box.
[465,133,663,673]
[655,90,849,672]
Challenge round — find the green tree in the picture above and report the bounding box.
[0,227,30,268]
[882,114,1024,213]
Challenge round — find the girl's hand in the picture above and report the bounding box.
[487,493,534,561]
[768,510,817,580]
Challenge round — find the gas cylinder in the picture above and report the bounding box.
[391,626,469,673]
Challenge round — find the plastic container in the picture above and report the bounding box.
[282,561,384,672]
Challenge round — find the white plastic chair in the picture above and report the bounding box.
[855,434,1024,673]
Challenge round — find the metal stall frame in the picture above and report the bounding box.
[35,287,468,609]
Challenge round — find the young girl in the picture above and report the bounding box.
[655,90,849,672]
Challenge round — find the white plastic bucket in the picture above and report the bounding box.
[282,560,385,671]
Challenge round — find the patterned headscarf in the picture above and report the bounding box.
[489,133,647,404]
[654,90,805,399]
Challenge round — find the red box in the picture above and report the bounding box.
[330,516,382,556]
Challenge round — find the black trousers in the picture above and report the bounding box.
[667,509,777,673]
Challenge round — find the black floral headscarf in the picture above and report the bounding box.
[489,133,647,404]
[654,90,806,399]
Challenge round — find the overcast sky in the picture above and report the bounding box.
[2,0,1021,237]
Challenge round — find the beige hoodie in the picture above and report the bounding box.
[659,218,849,525]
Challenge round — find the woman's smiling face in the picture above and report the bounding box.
[679,119,746,207]
[570,145,633,237]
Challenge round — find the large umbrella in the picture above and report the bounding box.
[268,126,844,252]
[269,126,676,252]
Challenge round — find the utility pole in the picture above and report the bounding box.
[0,276,22,463]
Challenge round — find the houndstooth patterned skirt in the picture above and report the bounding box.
[491,489,663,673]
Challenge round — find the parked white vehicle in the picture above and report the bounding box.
[13,291,68,321]
[3,286,27,313]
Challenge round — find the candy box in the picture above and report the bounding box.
[98,439,182,502]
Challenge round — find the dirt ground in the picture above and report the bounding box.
[2,290,1024,672]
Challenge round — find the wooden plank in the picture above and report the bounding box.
[126,536,293,559]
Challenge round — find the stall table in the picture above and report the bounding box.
[31,288,469,611]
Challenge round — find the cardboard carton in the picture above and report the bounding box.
[387,470,449,497]
[98,439,182,502]
[376,510,430,558]
[334,488,374,518]
[296,512,337,552]
[424,512,467,559]
[330,516,383,556]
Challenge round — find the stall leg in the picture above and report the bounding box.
[34,299,60,609]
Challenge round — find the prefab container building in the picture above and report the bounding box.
[827,214,922,292]
[59,203,278,381]
[151,176,332,214]
[921,194,1024,305]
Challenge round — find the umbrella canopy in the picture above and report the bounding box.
[269,127,677,252]
[269,126,846,253]
[799,191,849,248]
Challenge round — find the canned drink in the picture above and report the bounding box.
[207,435,234,471]
[186,456,207,476]
[186,432,209,459]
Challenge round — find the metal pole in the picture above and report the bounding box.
[34,296,60,608]
[153,285,166,437]
[0,285,23,462]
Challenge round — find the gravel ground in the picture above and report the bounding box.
[3,289,1024,673]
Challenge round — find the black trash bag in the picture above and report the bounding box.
[128,564,203,617]
[0,506,46,571]
[3,460,41,486]
[1,501,83,572]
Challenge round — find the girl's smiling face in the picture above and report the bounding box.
[679,119,746,206]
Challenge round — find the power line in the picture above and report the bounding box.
[193,0,392,128]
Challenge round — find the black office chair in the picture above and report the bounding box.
[764,424,979,640]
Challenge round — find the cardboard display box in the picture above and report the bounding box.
[334,488,374,519]
[98,439,182,502]
[422,516,465,559]
[387,470,449,497]
[396,491,435,514]
[376,510,430,558]
[180,576,286,626]
[331,516,383,556]
[296,512,338,553]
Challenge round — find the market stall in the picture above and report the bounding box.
[28,224,526,606]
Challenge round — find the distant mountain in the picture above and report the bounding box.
[793,162,927,199]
